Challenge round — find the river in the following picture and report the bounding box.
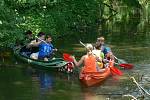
[0,17,150,100]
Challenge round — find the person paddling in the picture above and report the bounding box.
[29,32,46,60]
[72,44,100,73]
[93,42,104,69]
[96,36,114,61]
[38,35,57,61]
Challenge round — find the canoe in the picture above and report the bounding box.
[13,47,68,69]
[79,67,112,87]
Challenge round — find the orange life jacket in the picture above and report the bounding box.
[82,55,97,73]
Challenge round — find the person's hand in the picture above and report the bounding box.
[55,49,58,51]
[53,48,58,51]
[71,55,75,60]
[96,56,102,62]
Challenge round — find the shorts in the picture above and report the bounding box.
[30,52,39,59]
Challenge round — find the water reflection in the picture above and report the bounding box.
[36,71,53,100]
[38,72,53,91]
[28,68,54,100]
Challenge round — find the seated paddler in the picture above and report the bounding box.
[29,32,46,60]
[38,35,57,61]
[93,42,104,69]
[72,44,101,73]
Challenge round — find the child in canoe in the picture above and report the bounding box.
[38,35,57,61]
[29,32,46,60]
[29,33,57,61]
[93,42,105,69]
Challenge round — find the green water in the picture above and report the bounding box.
[0,35,150,100]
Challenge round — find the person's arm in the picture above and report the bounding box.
[53,48,58,52]
[50,44,57,52]
[73,55,85,67]
[27,40,41,48]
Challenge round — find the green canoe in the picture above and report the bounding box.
[14,47,68,69]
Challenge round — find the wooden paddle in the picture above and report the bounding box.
[114,56,134,69]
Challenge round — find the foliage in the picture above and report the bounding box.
[0,0,146,48]
[0,1,23,47]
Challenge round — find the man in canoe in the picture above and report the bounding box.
[96,36,114,61]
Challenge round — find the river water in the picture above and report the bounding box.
[0,18,150,100]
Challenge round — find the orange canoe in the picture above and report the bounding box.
[79,67,112,87]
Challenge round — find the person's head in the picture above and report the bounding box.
[95,41,100,50]
[46,35,52,43]
[37,32,45,40]
[97,36,105,45]
[25,30,32,39]
[86,44,93,55]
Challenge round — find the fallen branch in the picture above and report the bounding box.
[123,94,137,100]
[130,77,150,96]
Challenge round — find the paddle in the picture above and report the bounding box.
[114,56,134,69]
[63,53,74,62]
[79,40,123,76]
[62,53,74,73]
[80,38,133,69]
[110,66,123,76]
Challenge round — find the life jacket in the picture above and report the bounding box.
[38,42,53,59]
[82,55,97,73]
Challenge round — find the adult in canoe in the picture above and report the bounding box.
[96,36,114,61]
[73,44,99,73]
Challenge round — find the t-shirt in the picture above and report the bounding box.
[38,42,54,59]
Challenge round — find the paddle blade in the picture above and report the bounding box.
[63,53,73,62]
[119,63,133,69]
[110,67,123,76]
